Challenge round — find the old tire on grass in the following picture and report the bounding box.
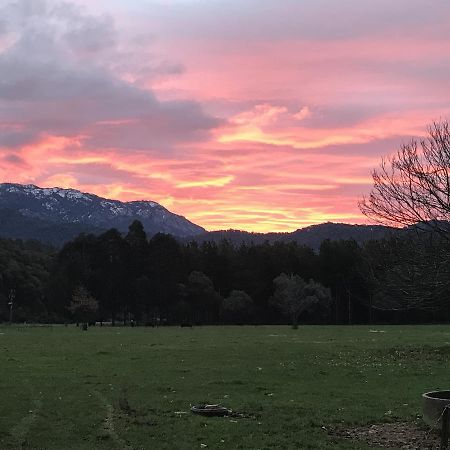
[190,405,230,417]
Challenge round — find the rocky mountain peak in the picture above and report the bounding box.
[0,183,205,240]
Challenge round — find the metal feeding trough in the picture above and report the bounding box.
[423,390,450,449]
[423,390,450,429]
[190,404,231,417]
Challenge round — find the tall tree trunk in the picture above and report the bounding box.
[292,312,298,329]
[348,291,352,325]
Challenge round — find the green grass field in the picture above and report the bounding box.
[0,325,449,449]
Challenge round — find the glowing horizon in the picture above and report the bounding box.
[1,0,450,232]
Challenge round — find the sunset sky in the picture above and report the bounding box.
[1,0,450,232]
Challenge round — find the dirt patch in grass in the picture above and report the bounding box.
[330,421,441,449]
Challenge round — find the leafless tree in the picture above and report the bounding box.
[359,121,450,238]
[359,121,450,311]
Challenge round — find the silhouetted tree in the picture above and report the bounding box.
[148,233,184,321]
[68,285,98,330]
[319,239,367,324]
[362,236,450,312]
[134,275,152,323]
[97,229,129,324]
[125,220,148,318]
[186,271,222,324]
[125,220,147,249]
[222,290,254,324]
[359,121,450,237]
[0,239,52,322]
[271,273,331,328]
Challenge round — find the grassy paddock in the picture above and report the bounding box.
[0,325,449,449]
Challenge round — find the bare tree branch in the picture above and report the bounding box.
[359,121,450,238]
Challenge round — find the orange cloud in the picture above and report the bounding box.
[217,105,433,150]
[176,176,234,189]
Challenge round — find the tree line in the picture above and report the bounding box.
[3,120,450,326]
[1,220,450,326]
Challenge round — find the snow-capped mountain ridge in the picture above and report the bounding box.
[0,183,204,237]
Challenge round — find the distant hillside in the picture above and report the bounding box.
[0,183,204,245]
[0,208,104,246]
[283,222,394,249]
[189,222,395,251]
[0,183,397,248]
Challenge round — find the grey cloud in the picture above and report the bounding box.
[0,130,37,148]
[302,137,407,157]
[3,0,48,20]
[62,15,116,54]
[3,153,26,165]
[142,60,185,77]
[48,2,117,55]
[112,59,185,85]
[305,104,390,129]
[0,18,7,35]
[0,0,220,152]
[85,100,220,151]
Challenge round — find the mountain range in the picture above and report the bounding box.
[0,182,394,248]
[0,183,204,245]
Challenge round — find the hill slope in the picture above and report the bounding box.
[0,183,204,244]
[189,222,394,250]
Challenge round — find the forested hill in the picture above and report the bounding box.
[0,208,104,246]
[188,222,395,251]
